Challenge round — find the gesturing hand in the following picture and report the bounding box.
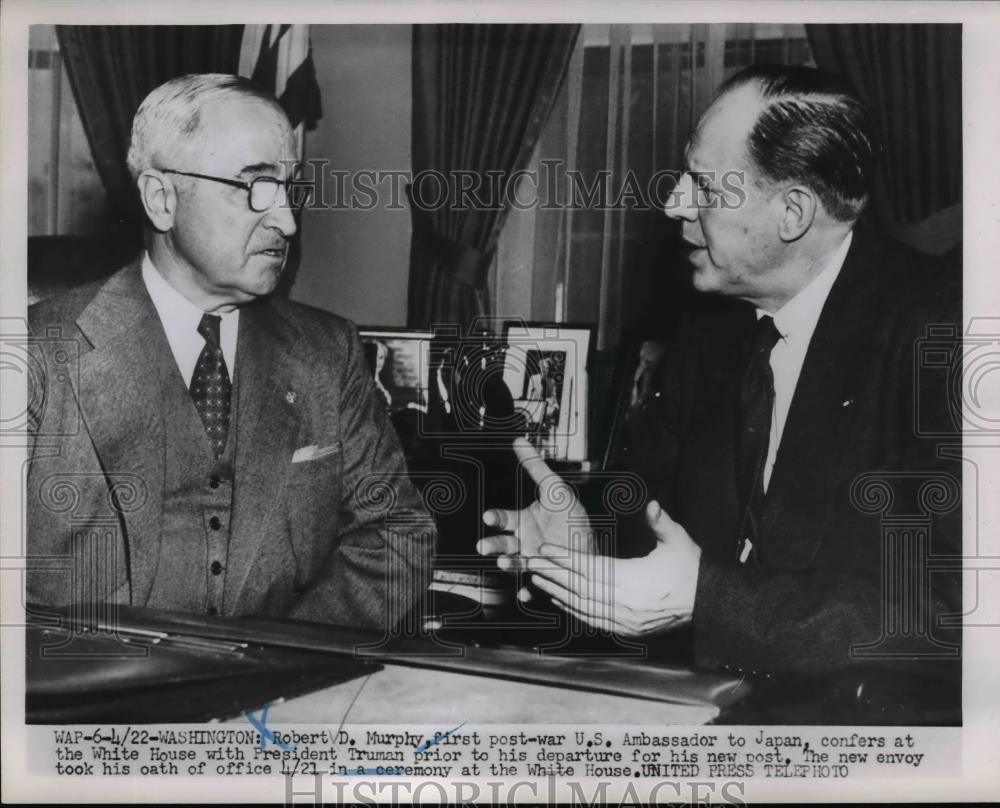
[526,499,702,636]
[477,438,595,575]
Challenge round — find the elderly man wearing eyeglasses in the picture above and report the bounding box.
[26,74,434,630]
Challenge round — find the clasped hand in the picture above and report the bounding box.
[477,438,701,636]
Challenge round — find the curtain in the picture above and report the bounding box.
[56,26,244,237]
[408,24,580,333]
[806,24,962,254]
[526,23,815,349]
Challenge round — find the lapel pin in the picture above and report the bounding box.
[286,391,297,405]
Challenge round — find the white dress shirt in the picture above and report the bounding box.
[141,254,239,387]
[760,231,852,491]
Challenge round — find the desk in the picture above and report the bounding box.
[27,604,746,725]
[251,664,719,725]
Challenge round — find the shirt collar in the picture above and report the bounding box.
[758,230,853,342]
[141,252,240,324]
[142,252,209,334]
[140,252,240,385]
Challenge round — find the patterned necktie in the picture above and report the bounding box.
[191,313,231,458]
[736,314,781,563]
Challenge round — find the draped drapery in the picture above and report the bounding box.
[238,24,323,159]
[806,24,962,255]
[55,26,245,236]
[407,24,580,333]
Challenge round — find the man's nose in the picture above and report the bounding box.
[664,172,698,222]
[263,186,298,237]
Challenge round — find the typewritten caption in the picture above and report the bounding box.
[38,725,943,780]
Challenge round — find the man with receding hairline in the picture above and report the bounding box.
[27,73,434,629]
[479,64,960,714]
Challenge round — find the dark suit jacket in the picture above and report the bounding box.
[622,227,962,686]
[26,261,435,629]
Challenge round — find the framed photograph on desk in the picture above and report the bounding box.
[501,321,593,462]
[358,327,434,416]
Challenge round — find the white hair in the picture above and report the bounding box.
[126,73,285,180]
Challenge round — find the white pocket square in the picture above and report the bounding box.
[292,444,340,463]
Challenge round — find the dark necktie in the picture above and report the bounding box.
[736,314,781,563]
[191,313,231,458]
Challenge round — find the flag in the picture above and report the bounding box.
[238,24,322,158]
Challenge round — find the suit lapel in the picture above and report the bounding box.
[225,300,305,611]
[73,262,168,605]
[761,229,887,566]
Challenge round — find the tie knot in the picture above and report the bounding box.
[751,315,781,356]
[197,313,222,348]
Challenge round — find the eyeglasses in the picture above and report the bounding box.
[159,169,314,213]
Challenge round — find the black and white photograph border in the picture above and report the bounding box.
[1,1,999,805]
[502,321,593,462]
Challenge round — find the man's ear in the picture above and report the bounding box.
[777,185,817,242]
[136,170,177,232]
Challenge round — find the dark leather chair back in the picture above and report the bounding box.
[28,234,142,305]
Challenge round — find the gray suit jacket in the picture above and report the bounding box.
[26,261,435,629]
